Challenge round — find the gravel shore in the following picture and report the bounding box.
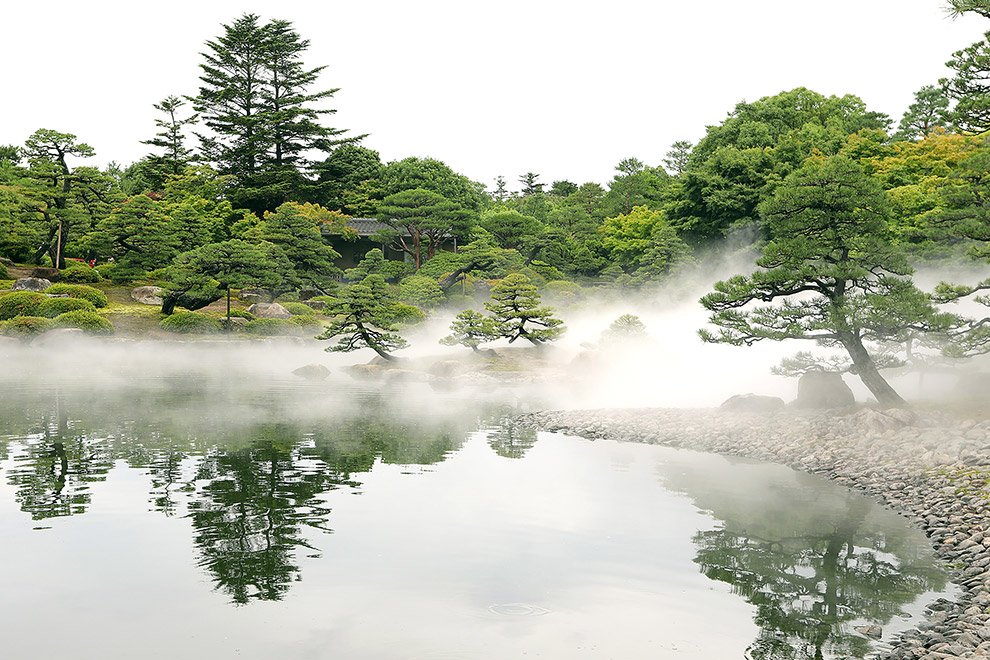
[515,406,990,660]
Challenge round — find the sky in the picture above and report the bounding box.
[2,0,988,193]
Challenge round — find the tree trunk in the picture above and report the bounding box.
[839,331,905,407]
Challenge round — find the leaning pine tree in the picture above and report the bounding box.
[484,273,565,346]
[316,274,407,361]
[699,154,960,407]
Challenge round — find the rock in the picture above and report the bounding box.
[220,317,248,329]
[855,624,883,639]
[720,393,786,413]
[292,363,331,381]
[793,371,855,408]
[346,364,387,380]
[30,267,60,280]
[0,256,13,267]
[30,328,86,346]
[855,408,910,432]
[246,302,292,319]
[130,286,164,305]
[428,360,464,378]
[238,289,268,303]
[302,300,327,311]
[11,277,52,292]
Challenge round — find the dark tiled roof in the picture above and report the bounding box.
[344,218,393,236]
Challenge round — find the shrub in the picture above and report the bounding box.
[0,262,8,279]
[52,310,114,335]
[44,283,108,308]
[245,318,293,336]
[391,302,427,326]
[227,309,255,319]
[0,315,53,337]
[0,291,46,320]
[39,296,97,318]
[310,295,339,306]
[281,301,317,316]
[159,311,222,334]
[399,275,445,309]
[288,315,323,330]
[60,264,102,283]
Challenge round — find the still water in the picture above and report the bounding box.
[0,342,953,659]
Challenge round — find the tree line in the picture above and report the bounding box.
[2,4,990,405]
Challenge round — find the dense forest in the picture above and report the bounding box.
[2,1,990,405]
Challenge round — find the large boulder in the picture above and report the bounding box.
[131,286,165,305]
[720,393,786,413]
[239,288,268,303]
[247,302,292,319]
[793,371,855,409]
[31,267,60,280]
[11,277,52,292]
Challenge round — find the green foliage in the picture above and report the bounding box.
[376,188,473,269]
[316,274,409,360]
[0,291,46,319]
[287,315,323,330]
[480,207,542,250]
[942,31,990,134]
[226,308,255,319]
[399,275,445,309]
[245,318,296,335]
[60,263,102,283]
[0,315,53,336]
[600,314,649,345]
[390,303,427,326]
[38,296,96,318]
[44,283,108,308]
[542,280,586,307]
[0,262,8,279]
[159,311,223,334]
[484,273,565,345]
[699,154,960,406]
[281,301,317,316]
[52,310,114,335]
[439,309,497,351]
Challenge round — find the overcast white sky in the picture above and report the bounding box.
[2,1,987,192]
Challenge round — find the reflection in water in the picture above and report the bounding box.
[659,455,947,660]
[0,379,490,604]
[0,362,951,659]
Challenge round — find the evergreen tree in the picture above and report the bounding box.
[317,275,408,361]
[193,13,357,213]
[518,172,543,195]
[894,85,951,140]
[484,273,564,346]
[440,309,497,352]
[142,95,198,188]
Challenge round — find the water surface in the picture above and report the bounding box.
[0,342,952,659]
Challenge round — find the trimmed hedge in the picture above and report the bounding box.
[0,316,54,336]
[39,296,97,318]
[0,262,8,279]
[44,283,108,308]
[391,303,427,326]
[52,310,114,335]
[60,264,102,283]
[244,318,293,336]
[281,301,317,316]
[0,291,46,320]
[159,311,223,334]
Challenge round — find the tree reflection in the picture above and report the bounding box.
[7,394,113,520]
[486,425,538,459]
[661,458,947,660]
[187,426,336,604]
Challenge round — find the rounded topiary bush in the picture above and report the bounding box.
[226,309,255,319]
[0,291,46,320]
[244,318,294,336]
[391,303,427,326]
[44,283,108,308]
[0,315,54,337]
[52,310,114,335]
[0,262,8,279]
[281,301,317,316]
[159,311,223,334]
[60,263,102,283]
[38,296,97,318]
[288,315,323,331]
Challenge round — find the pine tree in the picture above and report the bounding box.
[142,95,198,187]
[484,273,565,345]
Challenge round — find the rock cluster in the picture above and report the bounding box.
[514,406,990,660]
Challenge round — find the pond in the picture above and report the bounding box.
[0,341,954,659]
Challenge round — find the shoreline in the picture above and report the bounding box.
[515,406,990,660]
